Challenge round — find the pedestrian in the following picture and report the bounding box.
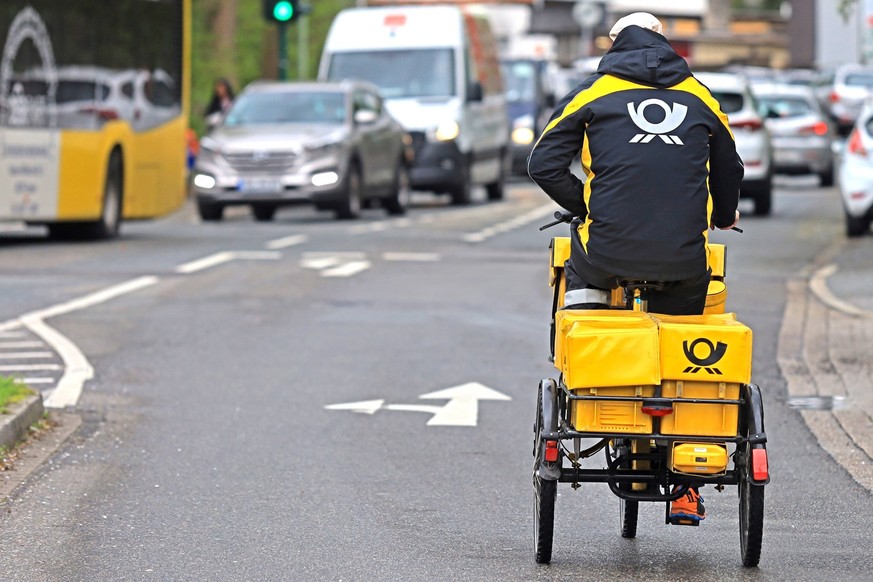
[527,12,745,523]
[205,77,235,119]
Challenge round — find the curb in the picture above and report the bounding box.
[0,393,46,452]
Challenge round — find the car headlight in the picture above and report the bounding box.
[305,140,342,156]
[431,120,460,142]
[197,136,223,164]
[193,173,216,189]
[512,115,536,145]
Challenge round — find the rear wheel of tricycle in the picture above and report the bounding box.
[533,383,556,564]
[738,443,765,566]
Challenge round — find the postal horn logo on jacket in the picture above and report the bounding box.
[627,99,688,145]
[682,338,728,374]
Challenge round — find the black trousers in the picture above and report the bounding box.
[565,227,710,316]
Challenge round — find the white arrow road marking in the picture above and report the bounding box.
[419,382,512,426]
[0,352,53,359]
[175,251,281,274]
[301,252,371,277]
[324,382,511,426]
[324,399,385,414]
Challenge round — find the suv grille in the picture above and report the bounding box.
[225,151,298,173]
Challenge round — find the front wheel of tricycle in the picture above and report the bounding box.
[620,497,639,539]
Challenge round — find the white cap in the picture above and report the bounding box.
[608,12,663,41]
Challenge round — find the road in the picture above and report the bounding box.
[0,178,871,581]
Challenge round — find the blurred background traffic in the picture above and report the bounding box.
[187,0,873,237]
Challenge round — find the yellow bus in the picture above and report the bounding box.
[0,0,189,239]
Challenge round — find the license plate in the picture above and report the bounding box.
[239,178,282,193]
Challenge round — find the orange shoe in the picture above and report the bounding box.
[669,487,705,523]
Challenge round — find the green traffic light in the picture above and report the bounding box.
[273,1,293,21]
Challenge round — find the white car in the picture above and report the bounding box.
[696,72,774,216]
[827,63,873,135]
[837,98,873,236]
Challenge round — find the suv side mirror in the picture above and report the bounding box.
[354,109,378,124]
[467,81,483,103]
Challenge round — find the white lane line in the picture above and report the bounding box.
[382,252,440,262]
[175,251,235,274]
[322,260,372,277]
[0,341,44,348]
[14,377,56,385]
[809,264,873,318]
[265,234,308,250]
[26,276,159,321]
[25,314,94,409]
[0,331,26,338]
[0,364,63,371]
[0,352,53,359]
[175,250,281,274]
[462,203,560,243]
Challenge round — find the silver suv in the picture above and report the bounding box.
[191,80,412,221]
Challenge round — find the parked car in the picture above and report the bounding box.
[696,72,774,215]
[827,63,873,135]
[190,80,412,222]
[500,58,555,175]
[837,99,873,236]
[753,83,836,185]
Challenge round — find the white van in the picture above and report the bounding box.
[318,4,509,204]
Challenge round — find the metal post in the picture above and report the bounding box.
[278,22,288,80]
[298,6,309,80]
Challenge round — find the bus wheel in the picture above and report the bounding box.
[50,153,123,240]
[88,153,123,239]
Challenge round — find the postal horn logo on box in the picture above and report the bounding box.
[682,338,728,374]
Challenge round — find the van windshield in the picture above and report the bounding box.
[327,49,455,99]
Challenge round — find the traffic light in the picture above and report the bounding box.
[263,0,297,23]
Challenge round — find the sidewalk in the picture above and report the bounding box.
[778,237,873,492]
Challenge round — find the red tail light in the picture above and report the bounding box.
[847,128,868,156]
[641,404,673,417]
[730,119,763,131]
[751,448,769,481]
[799,121,829,136]
[544,440,559,462]
[829,90,839,103]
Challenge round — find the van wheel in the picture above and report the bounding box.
[449,160,471,205]
[486,149,508,201]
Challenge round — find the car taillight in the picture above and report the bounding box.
[847,128,868,156]
[799,122,829,136]
[730,119,763,131]
[829,90,839,103]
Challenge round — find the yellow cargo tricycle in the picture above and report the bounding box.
[533,211,769,566]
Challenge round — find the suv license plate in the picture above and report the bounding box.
[239,178,282,193]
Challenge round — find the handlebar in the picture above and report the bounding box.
[539,209,743,232]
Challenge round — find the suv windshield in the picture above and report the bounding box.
[327,49,454,99]
[710,91,745,114]
[756,96,813,118]
[225,91,346,125]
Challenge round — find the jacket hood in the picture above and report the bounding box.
[597,26,691,88]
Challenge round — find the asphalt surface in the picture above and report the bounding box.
[2,216,868,495]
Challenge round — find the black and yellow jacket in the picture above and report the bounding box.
[528,26,744,281]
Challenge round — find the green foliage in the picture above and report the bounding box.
[0,376,33,414]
